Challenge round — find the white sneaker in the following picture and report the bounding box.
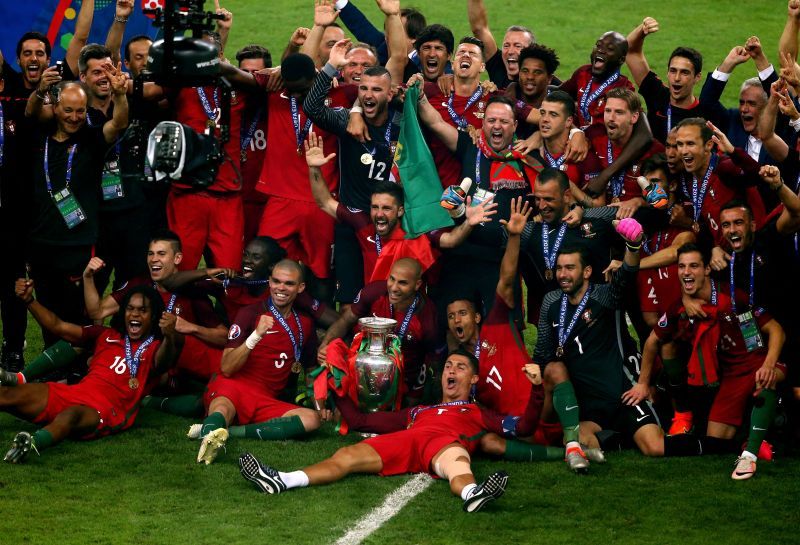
[187,423,203,440]
[731,456,756,480]
[197,428,228,465]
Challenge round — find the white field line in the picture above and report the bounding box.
[333,473,434,545]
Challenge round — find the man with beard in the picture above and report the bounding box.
[405,24,454,83]
[625,17,705,144]
[0,32,52,98]
[304,132,496,283]
[467,0,534,88]
[506,44,560,139]
[2,282,181,463]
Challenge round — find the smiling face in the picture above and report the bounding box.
[446,299,481,345]
[125,293,153,340]
[441,353,479,402]
[358,73,393,121]
[481,102,517,151]
[501,30,532,78]
[518,57,551,102]
[604,97,638,144]
[453,42,484,80]
[720,207,755,253]
[341,47,377,84]
[54,86,88,136]
[678,250,709,296]
[589,32,626,78]
[739,85,766,134]
[320,26,346,65]
[676,124,713,175]
[241,240,274,279]
[17,38,50,88]
[386,262,421,307]
[147,240,182,283]
[667,56,700,104]
[534,178,568,224]
[269,264,305,311]
[664,130,683,175]
[418,39,449,81]
[556,252,591,296]
[80,57,113,101]
[370,193,403,236]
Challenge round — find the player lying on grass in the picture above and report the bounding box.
[239,348,543,513]
[1,281,182,463]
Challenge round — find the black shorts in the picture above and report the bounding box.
[581,399,660,439]
[333,222,364,303]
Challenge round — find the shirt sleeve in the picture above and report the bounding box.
[637,71,668,112]
[351,281,384,316]
[480,383,544,438]
[533,292,559,364]
[226,304,259,349]
[333,393,410,433]
[78,324,107,347]
[302,65,349,135]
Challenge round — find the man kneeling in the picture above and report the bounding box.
[239,349,543,512]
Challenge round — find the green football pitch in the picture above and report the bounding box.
[1,1,799,544]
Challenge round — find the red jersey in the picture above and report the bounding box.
[225,300,317,397]
[240,106,268,204]
[112,276,223,329]
[586,124,665,201]
[335,203,444,282]
[79,325,161,420]
[255,81,345,203]
[637,226,686,314]
[476,294,532,415]
[533,145,603,187]
[351,281,438,393]
[560,65,635,128]
[423,82,533,187]
[172,86,248,192]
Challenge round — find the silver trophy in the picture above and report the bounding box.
[355,317,402,412]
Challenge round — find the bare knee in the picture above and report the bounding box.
[544,362,569,386]
[294,408,321,432]
[635,425,664,457]
[479,433,506,456]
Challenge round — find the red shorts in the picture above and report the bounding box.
[35,382,138,438]
[364,428,464,476]
[257,196,334,279]
[204,374,298,424]
[173,337,222,380]
[243,199,267,244]
[637,267,681,314]
[709,362,787,427]
[167,190,244,270]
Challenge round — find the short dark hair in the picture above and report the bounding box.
[485,94,516,114]
[444,294,484,317]
[676,242,709,266]
[447,347,479,373]
[537,167,570,192]
[112,285,166,339]
[236,44,273,68]
[272,259,306,283]
[281,53,317,83]
[250,236,288,266]
[605,87,641,113]
[124,35,153,63]
[542,89,575,118]
[371,180,404,206]
[640,154,668,177]
[16,31,51,59]
[557,244,591,268]
[719,199,753,220]
[363,65,391,81]
[414,24,455,54]
[669,47,703,75]
[676,117,713,143]
[150,229,182,253]
[401,8,427,40]
[458,36,485,59]
[518,44,559,75]
[78,44,112,74]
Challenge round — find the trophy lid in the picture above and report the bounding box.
[358,316,398,331]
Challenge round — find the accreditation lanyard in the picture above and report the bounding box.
[688,154,718,223]
[290,96,312,153]
[125,334,155,388]
[240,105,263,160]
[446,86,483,130]
[362,114,394,159]
[543,146,566,170]
[196,86,220,125]
[390,294,419,340]
[606,140,625,198]
[729,250,755,313]
[557,285,593,356]
[579,71,619,123]
[542,222,568,272]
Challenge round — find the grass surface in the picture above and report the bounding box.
[1,1,798,544]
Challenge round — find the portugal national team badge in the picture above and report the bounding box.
[231,90,239,105]
[325,97,332,107]
[582,310,592,323]
[5,120,15,135]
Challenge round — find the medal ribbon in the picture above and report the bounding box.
[446,86,483,130]
[642,230,663,256]
[543,146,566,169]
[0,101,4,168]
[290,96,313,151]
[374,233,382,255]
[268,297,304,362]
[196,87,220,122]
[558,285,593,351]
[607,139,625,198]
[729,250,755,313]
[125,334,155,382]
[409,400,470,426]
[390,294,419,339]
[44,139,77,194]
[473,335,481,359]
[689,154,718,223]
[579,71,619,123]
[542,222,568,271]
[240,105,263,153]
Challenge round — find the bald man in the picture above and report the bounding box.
[319,258,438,402]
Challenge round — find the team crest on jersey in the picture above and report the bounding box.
[228,324,241,340]
[311,299,320,311]
[324,97,333,107]
[5,119,15,135]
[580,223,596,239]
[582,310,592,323]
[230,90,239,105]
[353,290,362,304]
[631,164,639,175]
[481,340,497,357]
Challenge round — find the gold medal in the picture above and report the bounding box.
[296,147,303,156]
[360,153,373,165]
[555,346,564,358]
[692,221,700,234]
[611,197,621,204]
[206,119,216,129]
[128,377,139,390]
[291,361,302,374]
[545,269,554,281]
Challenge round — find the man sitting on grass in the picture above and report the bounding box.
[238,349,543,513]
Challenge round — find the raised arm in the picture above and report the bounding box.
[760,164,800,234]
[154,312,183,373]
[25,66,60,121]
[220,314,275,377]
[379,0,408,85]
[467,0,498,61]
[759,80,791,162]
[495,197,531,308]
[65,0,95,76]
[780,0,800,60]
[106,0,134,66]
[213,0,234,56]
[409,74,459,151]
[103,62,129,143]
[283,27,311,62]
[585,116,654,197]
[303,0,341,66]
[639,230,695,269]
[16,279,83,344]
[305,132,340,218]
[625,17,659,87]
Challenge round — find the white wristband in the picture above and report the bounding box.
[350,105,363,114]
[335,0,349,9]
[790,116,800,131]
[568,128,582,140]
[245,331,263,350]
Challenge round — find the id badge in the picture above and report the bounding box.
[737,311,764,352]
[472,187,496,207]
[53,188,86,229]
[101,161,124,200]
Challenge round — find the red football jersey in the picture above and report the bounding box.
[560,65,634,128]
[636,226,686,314]
[240,108,268,204]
